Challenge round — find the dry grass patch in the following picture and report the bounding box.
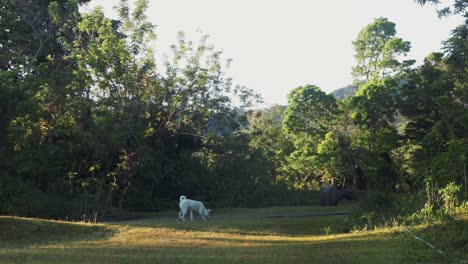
[0,206,466,264]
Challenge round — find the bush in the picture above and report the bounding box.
[0,173,86,219]
[438,182,462,214]
[348,191,399,229]
[404,182,465,225]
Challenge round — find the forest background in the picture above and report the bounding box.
[0,0,466,225]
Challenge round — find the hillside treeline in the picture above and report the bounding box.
[0,0,466,220]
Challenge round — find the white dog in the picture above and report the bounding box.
[178,195,211,222]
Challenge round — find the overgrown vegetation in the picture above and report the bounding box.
[0,0,466,238]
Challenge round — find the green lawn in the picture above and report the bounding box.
[0,205,466,264]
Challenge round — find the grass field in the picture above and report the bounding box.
[1,204,466,264]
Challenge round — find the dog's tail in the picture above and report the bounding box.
[180,195,187,202]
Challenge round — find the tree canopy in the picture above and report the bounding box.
[0,1,466,221]
[352,17,414,82]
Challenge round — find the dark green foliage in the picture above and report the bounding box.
[0,0,466,222]
[349,191,399,229]
[415,0,467,18]
[0,0,286,218]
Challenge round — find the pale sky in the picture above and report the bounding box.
[83,0,463,106]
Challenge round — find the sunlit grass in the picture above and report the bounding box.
[0,205,466,264]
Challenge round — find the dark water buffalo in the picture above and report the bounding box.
[320,185,355,206]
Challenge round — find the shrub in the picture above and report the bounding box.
[438,182,462,214]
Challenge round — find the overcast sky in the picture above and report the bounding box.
[83,0,463,106]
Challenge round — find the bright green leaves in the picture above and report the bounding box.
[352,17,413,82]
[315,131,356,186]
[47,2,61,24]
[115,0,155,56]
[317,131,339,155]
[348,18,414,189]
[283,85,337,137]
[73,7,130,97]
[280,85,343,189]
[351,78,399,153]
[380,37,414,74]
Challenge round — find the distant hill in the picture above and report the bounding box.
[330,85,358,100]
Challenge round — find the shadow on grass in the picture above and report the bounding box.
[0,216,115,246]
[0,230,451,264]
[111,214,352,236]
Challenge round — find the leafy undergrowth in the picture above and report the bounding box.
[0,205,466,264]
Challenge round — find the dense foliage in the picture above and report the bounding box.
[0,0,270,219]
[0,0,466,221]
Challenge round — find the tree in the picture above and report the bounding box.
[347,18,416,190]
[315,131,357,187]
[283,85,337,137]
[397,52,467,188]
[249,106,293,184]
[1,0,267,217]
[0,0,97,217]
[352,17,414,82]
[414,0,467,18]
[280,85,338,189]
[351,78,399,153]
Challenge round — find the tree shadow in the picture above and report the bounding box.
[0,231,451,264]
[0,216,115,247]
[110,214,350,237]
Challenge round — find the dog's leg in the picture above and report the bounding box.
[190,209,194,222]
[181,208,187,222]
[199,208,207,221]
